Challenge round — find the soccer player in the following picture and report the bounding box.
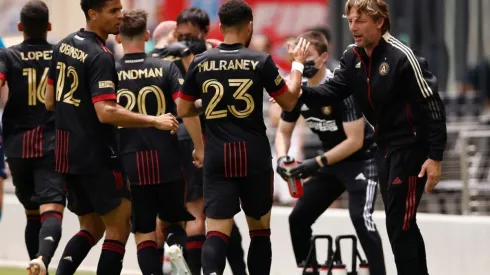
[152,8,248,275]
[176,0,310,274]
[275,31,385,275]
[44,1,179,274]
[289,1,447,274]
[0,1,66,274]
[114,9,202,275]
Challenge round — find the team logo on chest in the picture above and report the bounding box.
[322,106,332,115]
[379,62,390,76]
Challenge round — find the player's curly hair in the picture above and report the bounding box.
[80,0,112,21]
[218,0,253,28]
[21,0,49,39]
[119,9,148,38]
[345,0,391,34]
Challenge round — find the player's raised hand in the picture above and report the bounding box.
[287,37,311,64]
[154,113,179,134]
[192,148,204,168]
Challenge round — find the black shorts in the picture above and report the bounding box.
[131,179,194,233]
[179,139,203,202]
[8,156,66,210]
[204,167,274,220]
[65,169,130,216]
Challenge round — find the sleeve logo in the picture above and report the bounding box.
[98,80,115,89]
[274,74,283,86]
[178,78,184,85]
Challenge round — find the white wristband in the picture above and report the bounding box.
[291,61,304,74]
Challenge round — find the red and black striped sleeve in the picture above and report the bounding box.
[179,59,200,101]
[262,55,288,98]
[89,52,117,104]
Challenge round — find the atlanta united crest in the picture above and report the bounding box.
[322,106,332,115]
[379,62,390,76]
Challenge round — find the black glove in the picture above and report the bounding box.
[288,158,321,179]
[180,38,208,55]
[276,156,290,180]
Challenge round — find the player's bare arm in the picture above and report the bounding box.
[275,119,296,158]
[45,83,55,111]
[272,37,310,111]
[176,98,201,118]
[94,100,179,132]
[182,116,204,167]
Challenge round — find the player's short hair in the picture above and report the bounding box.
[20,0,49,39]
[345,0,391,34]
[80,0,112,20]
[176,7,210,33]
[298,31,328,55]
[306,26,332,43]
[218,0,253,28]
[119,9,148,38]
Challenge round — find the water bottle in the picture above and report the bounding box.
[330,262,347,275]
[358,261,370,275]
[281,156,304,198]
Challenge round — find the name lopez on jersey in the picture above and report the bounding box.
[198,59,259,72]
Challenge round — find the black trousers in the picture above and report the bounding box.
[376,145,429,275]
[289,158,386,275]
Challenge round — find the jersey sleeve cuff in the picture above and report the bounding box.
[176,91,198,101]
[428,149,443,161]
[269,85,288,98]
[172,90,182,101]
[47,78,54,85]
[0,72,6,81]
[92,93,116,103]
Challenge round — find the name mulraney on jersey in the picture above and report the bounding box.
[306,117,338,132]
[198,59,259,72]
[58,43,88,63]
[118,68,164,81]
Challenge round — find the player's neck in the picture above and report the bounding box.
[307,67,327,86]
[364,33,383,57]
[23,34,47,42]
[223,33,245,46]
[122,42,145,55]
[85,24,108,41]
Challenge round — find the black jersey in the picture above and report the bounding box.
[116,53,184,185]
[181,43,288,177]
[282,78,376,161]
[0,39,55,159]
[49,29,120,174]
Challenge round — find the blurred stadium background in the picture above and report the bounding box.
[0,0,490,274]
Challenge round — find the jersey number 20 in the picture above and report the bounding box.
[203,79,254,119]
[117,85,166,116]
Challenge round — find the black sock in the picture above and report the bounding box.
[248,229,272,275]
[38,211,63,268]
[25,214,41,260]
[55,230,94,275]
[165,224,187,251]
[201,231,229,275]
[97,239,126,275]
[137,240,163,275]
[186,235,205,275]
[227,223,247,275]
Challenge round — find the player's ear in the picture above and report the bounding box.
[205,25,210,35]
[248,21,253,33]
[17,22,23,32]
[145,30,150,42]
[219,23,224,35]
[47,22,52,32]
[320,51,329,64]
[88,9,97,21]
[115,34,122,44]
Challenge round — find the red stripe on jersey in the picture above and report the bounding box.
[269,85,288,98]
[136,152,142,185]
[31,128,36,158]
[176,92,198,102]
[145,151,151,184]
[172,91,181,101]
[92,93,116,103]
[47,77,53,85]
[228,143,232,177]
[22,131,27,158]
[150,150,155,184]
[64,131,70,173]
[38,126,43,157]
[243,141,248,176]
[141,152,147,185]
[223,144,227,178]
[0,72,6,81]
[155,151,161,183]
[55,131,59,170]
[239,142,243,177]
[234,142,237,177]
